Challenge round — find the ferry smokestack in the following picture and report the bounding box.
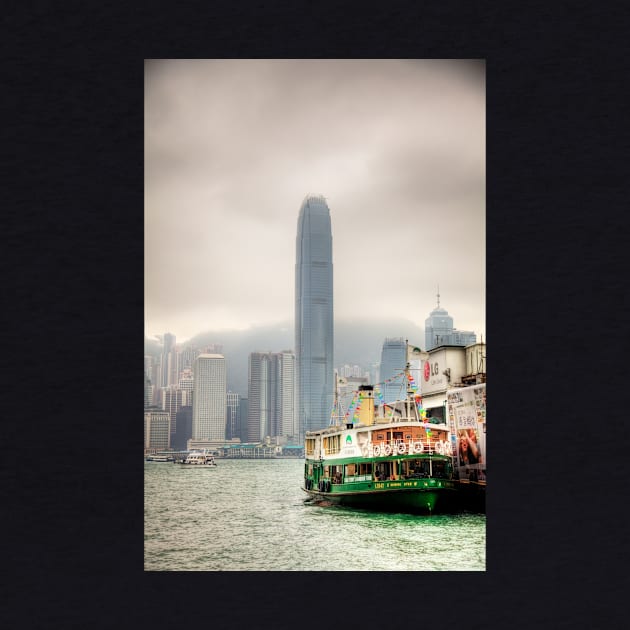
[357,385,375,426]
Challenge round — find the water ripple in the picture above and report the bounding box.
[145,460,485,571]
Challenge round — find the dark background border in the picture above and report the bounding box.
[4,1,626,628]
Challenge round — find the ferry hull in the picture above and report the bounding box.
[302,478,458,514]
[303,481,458,515]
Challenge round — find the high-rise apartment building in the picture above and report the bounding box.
[379,337,407,403]
[424,290,477,350]
[192,354,227,440]
[246,351,296,442]
[144,409,171,451]
[295,194,334,439]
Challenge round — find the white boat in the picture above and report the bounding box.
[146,454,173,462]
[179,450,217,466]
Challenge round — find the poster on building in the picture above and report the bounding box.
[447,383,486,479]
[406,344,427,395]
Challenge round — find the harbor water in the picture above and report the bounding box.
[144,458,486,571]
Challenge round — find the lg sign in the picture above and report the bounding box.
[424,361,440,381]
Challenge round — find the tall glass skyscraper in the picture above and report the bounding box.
[379,337,407,403]
[295,194,334,439]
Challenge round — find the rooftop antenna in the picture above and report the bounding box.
[436,285,440,308]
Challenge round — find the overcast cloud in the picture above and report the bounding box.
[145,59,485,344]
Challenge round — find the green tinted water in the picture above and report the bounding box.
[144,459,485,571]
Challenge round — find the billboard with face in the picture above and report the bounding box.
[447,384,486,481]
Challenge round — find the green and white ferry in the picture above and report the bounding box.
[303,366,457,515]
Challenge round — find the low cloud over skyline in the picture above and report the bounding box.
[145,59,485,344]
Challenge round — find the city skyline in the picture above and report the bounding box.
[145,59,485,344]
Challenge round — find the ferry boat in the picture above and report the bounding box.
[146,453,174,462]
[178,450,217,466]
[302,360,457,515]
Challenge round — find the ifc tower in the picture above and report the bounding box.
[295,194,334,440]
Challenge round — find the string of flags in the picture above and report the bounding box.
[338,372,434,428]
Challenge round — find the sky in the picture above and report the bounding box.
[145,59,485,345]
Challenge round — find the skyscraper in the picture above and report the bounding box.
[247,352,270,442]
[163,386,186,443]
[272,351,296,439]
[173,406,192,451]
[192,354,227,440]
[295,194,334,439]
[226,391,240,440]
[424,289,477,350]
[161,332,177,387]
[247,351,296,442]
[379,337,407,403]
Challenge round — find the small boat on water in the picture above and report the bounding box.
[146,454,174,462]
[178,450,218,466]
[302,351,457,515]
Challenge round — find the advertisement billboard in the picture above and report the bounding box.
[446,383,486,481]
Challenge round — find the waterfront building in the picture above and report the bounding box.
[379,337,408,403]
[424,290,476,351]
[226,391,240,440]
[173,406,192,451]
[419,342,487,422]
[144,408,171,451]
[295,194,334,439]
[192,353,227,441]
[238,397,249,443]
[187,438,240,451]
[247,351,296,443]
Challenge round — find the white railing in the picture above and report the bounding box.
[368,439,453,457]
